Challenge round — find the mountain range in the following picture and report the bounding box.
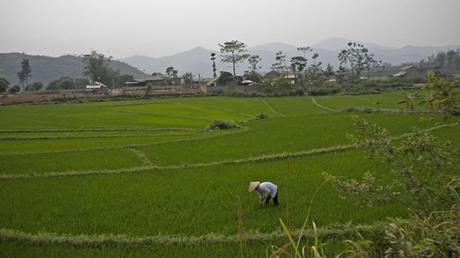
[0,53,148,85]
[1,38,459,84]
[121,37,460,78]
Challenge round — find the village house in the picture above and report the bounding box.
[125,73,181,87]
[392,65,435,81]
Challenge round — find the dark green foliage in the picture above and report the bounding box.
[165,66,178,79]
[290,56,307,82]
[420,49,460,70]
[47,77,90,90]
[8,85,20,94]
[17,58,32,88]
[271,51,287,74]
[82,51,112,84]
[248,55,262,73]
[57,78,75,89]
[73,78,90,89]
[304,53,324,86]
[25,82,43,91]
[219,40,250,77]
[262,77,293,95]
[82,50,131,87]
[218,71,234,85]
[182,72,193,85]
[244,71,262,83]
[255,113,267,120]
[338,42,376,80]
[47,77,73,90]
[210,52,217,78]
[207,120,240,130]
[323,63,335,79]
[0,77,9,92]
[306,83,342,96]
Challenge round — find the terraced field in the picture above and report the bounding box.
[0,93,458,257]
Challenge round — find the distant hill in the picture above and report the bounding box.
[121,47,218,79]
[0,53,148,85]
[120,39,460,78]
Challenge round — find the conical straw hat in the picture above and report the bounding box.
[248,181,260,192]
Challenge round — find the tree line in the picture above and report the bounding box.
[419,49,460,70]
[214,40,382,84]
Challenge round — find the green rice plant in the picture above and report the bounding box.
[140,113,447,166]
[0,151,407,236]
[0,93,458,257]
[0,149,143,175]
[263,97,329,116]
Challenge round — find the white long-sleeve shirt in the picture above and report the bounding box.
[256,182,278,199]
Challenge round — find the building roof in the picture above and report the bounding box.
[400,65,414,71]
[85,82,107,89]
[392,71,407,77]
[282,74,296,79]
[240,80,256,86]
[148,73,167,81]
[130,73,167,82]
[265,70,281,77]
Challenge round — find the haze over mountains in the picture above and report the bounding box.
[121,37,460,78]
[1,38,459,85]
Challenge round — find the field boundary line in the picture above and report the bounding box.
[0,133,194,142]
[0,144,354,179]
[108,109,228,122]
[126,148,153,167]
[190,103,256,119]
[176,101,257,120]
[0,223,382,247]
[349,107,444,115]
[263,99,285,117]
[0,127,198,134]
[0,128,249,156]
[310,97,340,112]
[0,122,456,180]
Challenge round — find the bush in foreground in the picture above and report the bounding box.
[272,116,459,257]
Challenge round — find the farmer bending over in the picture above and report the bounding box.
[248,181,278,207]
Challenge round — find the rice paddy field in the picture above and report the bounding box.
[0,92,459,257]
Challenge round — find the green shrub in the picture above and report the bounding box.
[25,82,43,91]
[207,120,240,130]
[8,85,20,94]
[255,113,267,120]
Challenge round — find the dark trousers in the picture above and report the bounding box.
[264,193,279,207]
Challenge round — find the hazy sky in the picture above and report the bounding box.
[1,0,459,58]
